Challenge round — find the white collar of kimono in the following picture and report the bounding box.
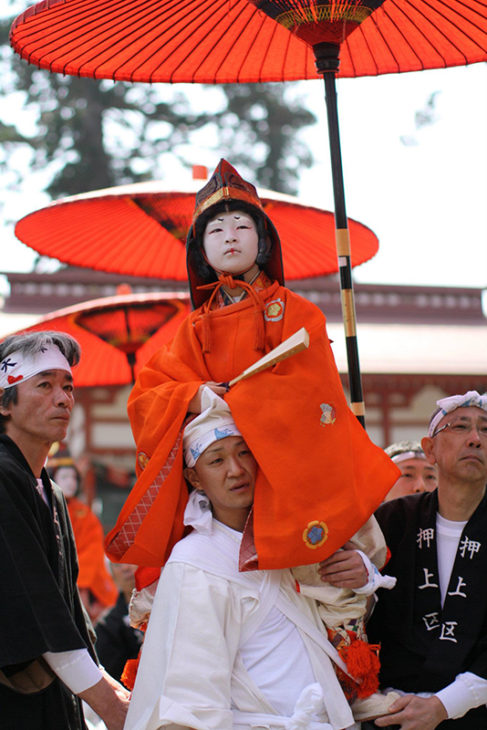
[184,490,213,535]
[0,345,71,389]
[183,491,246,540]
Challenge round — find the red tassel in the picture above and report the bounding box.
[121,656,140,691]
[342,633,381,699]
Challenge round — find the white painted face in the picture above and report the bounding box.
[54,465,78,498]
[203,210,259,276]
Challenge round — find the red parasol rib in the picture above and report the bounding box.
[10,0,487,82]
[14,180,379,280]
[8,291,191,386]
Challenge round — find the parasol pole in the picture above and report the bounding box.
[314,42,365,427]
[122,305,137,383]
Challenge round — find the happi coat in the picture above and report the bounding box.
[368,490,487,728]
[0,435,96,730]
[106,281,399,570]
[124,516,356,730]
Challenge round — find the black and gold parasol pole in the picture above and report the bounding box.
[314,41,365,427]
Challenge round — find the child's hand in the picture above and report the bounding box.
[187,382,229,413]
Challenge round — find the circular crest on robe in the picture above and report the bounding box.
[264,298,285,322]
[303,520,329,549]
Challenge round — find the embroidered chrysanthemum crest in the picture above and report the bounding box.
[303,520,328,549]
[264,298,285,322]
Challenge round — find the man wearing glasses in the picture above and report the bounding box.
[364,391,487,730]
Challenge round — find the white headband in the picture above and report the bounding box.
[428,390,487,436]
[392,451,426,464]
[183,387,242,468]
[0,345,72,390]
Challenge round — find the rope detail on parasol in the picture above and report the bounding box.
[252,1,385,45]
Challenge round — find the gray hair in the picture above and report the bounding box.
[0,331,80,433]
[384,440,424,460]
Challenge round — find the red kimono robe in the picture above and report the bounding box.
[106,281,399,570]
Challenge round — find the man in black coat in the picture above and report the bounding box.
[366,391,487,730]
[0,331,129,730]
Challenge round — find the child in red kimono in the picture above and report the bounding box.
[106,160,400,718]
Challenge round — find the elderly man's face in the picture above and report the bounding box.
[0,370,74,449]
[422,406,487,484]
[54,466,78,498]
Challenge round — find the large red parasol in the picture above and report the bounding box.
[10,0,487,423]
[7,291,190,386]
[14,178,379,281]
[10,0,487,81]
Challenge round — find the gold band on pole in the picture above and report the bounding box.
[336,228,351,257]
[340,289,357,337]
[351,401,366,417]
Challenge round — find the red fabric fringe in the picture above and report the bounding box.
[342,632,381,699]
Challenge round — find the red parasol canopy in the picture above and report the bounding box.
[10,0,487,82]
[6,291,190,386]
[14,179,379,281]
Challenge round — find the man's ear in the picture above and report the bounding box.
[184,467,200,490]
[0,390,9,417]
[421,436,436,464]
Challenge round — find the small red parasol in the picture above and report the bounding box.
[6,291,191,386]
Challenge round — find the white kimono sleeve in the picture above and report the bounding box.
[125,562,252,730]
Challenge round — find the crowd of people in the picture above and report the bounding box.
[1,161,486,730]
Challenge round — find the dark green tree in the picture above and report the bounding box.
[1,12,215,198]
[219,83,315,194]
[1,3,316,203]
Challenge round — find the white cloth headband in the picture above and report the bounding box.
[183,387,241,467]
[428,390,487,436]
[392,450,426,464]
[0,345,72,389]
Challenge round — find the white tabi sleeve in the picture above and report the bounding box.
[125,562,248,730]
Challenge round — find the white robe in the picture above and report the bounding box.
[125,519,356,730]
